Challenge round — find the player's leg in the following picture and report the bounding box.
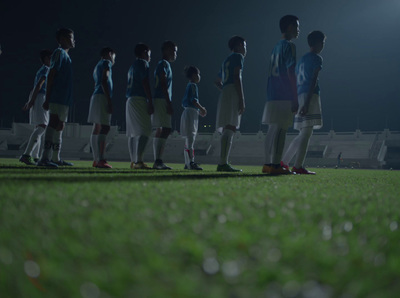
[96,125,112,168]
[292,126,315,174]
[217,125,241,172]
[20,124,46,165]
[90,123,101,167]
[37,114,58,167]
[153,127,172,169]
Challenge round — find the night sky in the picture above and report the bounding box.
[1,0,399,132]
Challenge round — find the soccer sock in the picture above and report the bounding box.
[128,136,135,163]
[52,130,62,162]
[294,127,313,169]
[90,134,99,162]
[185,135,195,164]
[24,126,45,156]
[219,129,234,165]
[273,127,287,165]
[32,134,41,159]
[153,137,166,161]
[282,134,301,166]
[136,135,148,163]
[98,134,107,161]
[264,124,278,165]
[41,126,56,161]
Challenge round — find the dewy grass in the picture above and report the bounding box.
[1,158,400,297]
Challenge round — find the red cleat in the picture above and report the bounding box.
[97,160,112,168]
[292,167,316,175]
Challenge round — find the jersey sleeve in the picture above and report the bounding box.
[50,49,63,71]
[233,53,244,69]
[102,60,111,71]
[284,42,296,69]
[191,84,199,104]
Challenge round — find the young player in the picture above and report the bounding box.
[37,28,75,168]
[214,35,246,172]
[180,65,207,170]
[281,31,326,174]
[88,47,116,169]
[152,41,177,170]
[19,50,52,165]
[126,43,154,169]
[261,15,300,175]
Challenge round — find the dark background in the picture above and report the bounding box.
[1,0,399,132]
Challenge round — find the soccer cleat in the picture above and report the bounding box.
[37,159,58,168]
[96,160,112,168]
[132,161,152,170]
[217,163,242,172]
[52,159,74,166]
[262,164,273,174]
[153,159,172,170]
[292,167,316,175]
[92,161,98,167]
[262,164,293,175]
[185,161,203,170]
[34,158,40,163]
[280,161,289,171]
[19,154,36,165]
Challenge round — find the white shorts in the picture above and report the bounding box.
[180,107,199,137]
[29,93,49,125]
[87,94,112,126]
[49,103,69,123]
[126,97,152,138]
[261,100,293,127]
[152,98,172,128]
[215,84,241,133]
[293,93,322,130]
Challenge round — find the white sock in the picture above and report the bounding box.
[273,127,287,164]
[294,127,313,168]
[32,134,42,159]
[41,126,56,161]
[24,126,45,156]
[219,129,234,165]
[128,137,135,163]
[136,135,148,163]
[52,130,62,162]
[153,137,166,161]
[264,124,278,165]
[90,134,99,162]
[98,134,107,160]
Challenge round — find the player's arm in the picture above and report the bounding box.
[160,71,173,115]
[193,101,207,117]
[23,77,45,111]
[101,67,112,114]
[214,77,223,90]
[142,76,154,115]
[233,65,245,115]
[43,67,57,111]
[300,67,320,115]
[288,65,298,112]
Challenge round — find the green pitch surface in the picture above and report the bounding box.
[1,158,400,297]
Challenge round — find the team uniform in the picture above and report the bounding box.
[152,59,172,128]
[87,59,113,125]
[29,65,49,126]
[216,52,244,133]
[180,82,200,138]
[294,52,323,130]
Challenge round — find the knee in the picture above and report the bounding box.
[100,125,110,135]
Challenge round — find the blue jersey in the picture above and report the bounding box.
[181,82,199,109]
[154,59,172,100]
[267,39,297,101]
[34,65,49,94]
[220,52,244,87]
[126,59,149,98]
[49,47,73,106]
[296,52,323,95]
[92,59,113,98]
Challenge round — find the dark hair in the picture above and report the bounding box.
[162,40,177,52]
[307,31,326,47]
[228,35,245,51]
[184,65,200,79]
[279,15,299,33]
[100,47,114,57]
[39,49,52,63]
[56,28,74,43]
[134,43,150,57]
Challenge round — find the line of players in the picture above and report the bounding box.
[19,14,326,174]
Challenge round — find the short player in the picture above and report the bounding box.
[281,31,326,174]
[88,47,116,169]
[180,65,207,170]
[19,49,52,165]
[152,40,177,170]
[37,28,75,168]
[126,43,154,169]
[214,35,246,172]
[261,15,300,175]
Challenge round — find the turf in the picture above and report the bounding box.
[1,158,400,298]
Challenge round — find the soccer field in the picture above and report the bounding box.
[1,158,400,298]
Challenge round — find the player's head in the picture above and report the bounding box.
[184,65,200,83]
[228,35,247,57]
[134,43,151,62]
[56,28,75,49]
[162,40,178,62]
[39,49,52,66]
[307,31,326,53]
[280,15,300,39]
[100,47,116,65]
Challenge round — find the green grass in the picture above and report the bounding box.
[1,158,400,297]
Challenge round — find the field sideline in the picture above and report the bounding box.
[1,158,400,298]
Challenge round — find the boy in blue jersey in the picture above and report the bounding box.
[261,15,299,175]
[152,41,177,170]
[180,65,207,170]
[281,31,326,174]
[19,50,52,165]
[37,28,75,168]
[88,47,116,169]
[126,43,154,170]
[215,36,246,172]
